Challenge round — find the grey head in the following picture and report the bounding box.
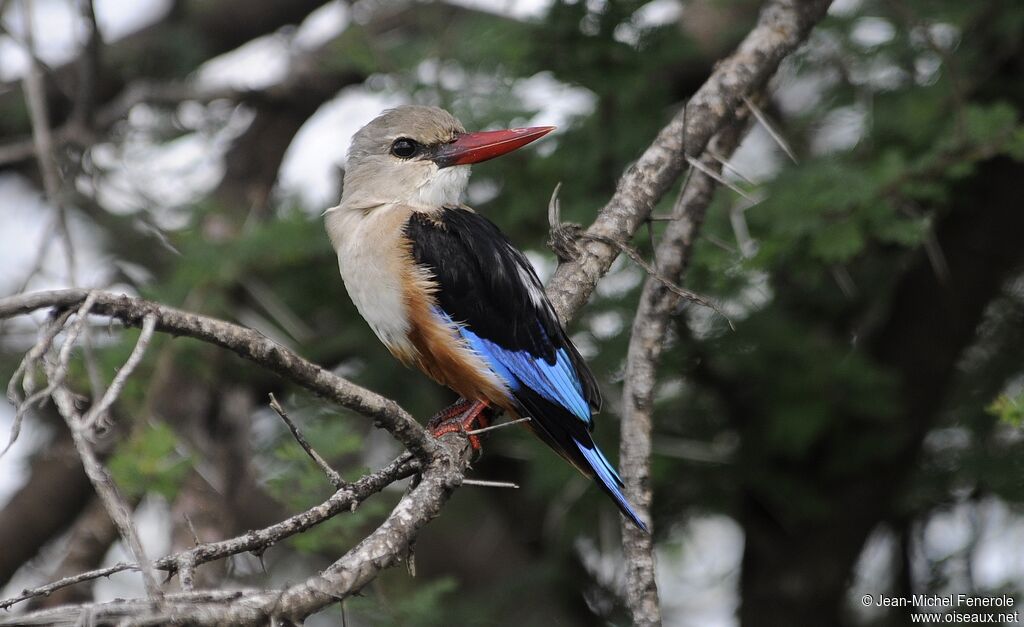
[338,105,470,211]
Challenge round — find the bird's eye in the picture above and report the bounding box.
[390,138,418,158]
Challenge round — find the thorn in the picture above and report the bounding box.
[548,182,563,229]
[730,205,757,259]
[922,227,951,285]
[183,513,200,547]
[703,233,739,254]
[830,265,858,299]
[255,550,267,574]
[465,417,530,435]
[707,149,756,186]
[406,542,417,577]
[743,94,798,164]
[462,479,520,489]
[686,155,755,202]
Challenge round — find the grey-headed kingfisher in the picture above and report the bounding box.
[325,106,646,531]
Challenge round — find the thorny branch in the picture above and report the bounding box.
[0,454,419,612]
[619,121,750,627]
[548,183,730,323]
[0,0,832,622]
[546,0,833,324]
[0,289,435,461]
[8,299,164,602]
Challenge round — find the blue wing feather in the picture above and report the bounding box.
[456,324,591,424]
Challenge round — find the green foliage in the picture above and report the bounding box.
[962,102,1019,147]
[346,577,458,627]
[988,393,1024,427]
[147,208,332,306]
[109,422,192,500]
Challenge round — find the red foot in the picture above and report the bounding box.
[429,400,491,451]
[427,398,475,429]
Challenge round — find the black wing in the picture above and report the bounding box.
[405,207,601,420]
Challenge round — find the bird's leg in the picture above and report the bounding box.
[429,399,492,451]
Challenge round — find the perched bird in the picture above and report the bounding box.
[325,105,646,531]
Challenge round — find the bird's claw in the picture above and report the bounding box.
[426,398,476,431]
[428,399,491,456]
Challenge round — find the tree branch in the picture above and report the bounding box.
[0,289,436,461]
[0,454,419,612]
[38,307,161,600]
[26,495,130,609]
[619,122,748,627]
[547,0,832,324]
[0,0,331,141]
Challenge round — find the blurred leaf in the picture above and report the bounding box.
[109,422,192,500]
[988,393,1024,427]
[810,219,865,263]
[347,577,458,627]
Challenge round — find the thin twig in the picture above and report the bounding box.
[269,393,347,491]
[21,0,79,288]
[44,346,162,602]
[2,309,72,458]
[3,562,137,607]
[20,0,62,206]
[3,211,59,302]
[71,0,101,130]
[580,234,734,330]
[1,291,99,457]
[619,120,750,627]
[81,314,157,433]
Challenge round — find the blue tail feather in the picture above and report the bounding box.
[575,440,649,533]
[434,308,647,532]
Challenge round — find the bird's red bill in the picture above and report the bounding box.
[434,126,555,167]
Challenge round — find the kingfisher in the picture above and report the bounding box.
[325,105,646,531]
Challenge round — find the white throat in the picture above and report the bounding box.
[410,164,470,208]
